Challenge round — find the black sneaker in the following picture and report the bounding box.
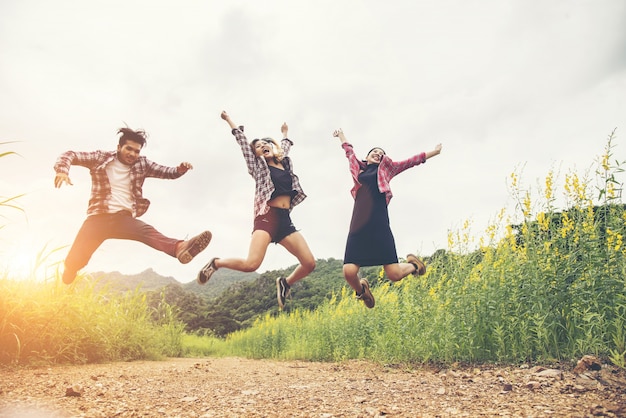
[177,231,212,264]
[276,277,291,309]
[356,279,375,308]
[197,257,219,285]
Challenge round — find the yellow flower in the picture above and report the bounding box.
[505,224,516,246]
[447,230,455,250]
[601,152,610,172]
[607,228,623,252]
[510,172,518,188]
[544,171,554,201]
[607,181,616,199]
[537,212,550,232]
[560,213,574,238]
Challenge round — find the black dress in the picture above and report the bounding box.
[343,163,398,266]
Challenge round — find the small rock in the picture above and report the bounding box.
[525,381,541,390]
[535,369,563,379]
[65,384,83,397]
[573,355,602,374]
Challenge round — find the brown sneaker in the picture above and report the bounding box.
[356,278,375,308]
[407,254,426,275]
[176,231,212,264]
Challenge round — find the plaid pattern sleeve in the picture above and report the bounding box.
[233,127,274,218]
[54,150,182,217]
[131,157,181,217]
[339,142,427,205]
[233,128,260,177]
[341,142,367,200]
[281,138,306,210]
[232,129,307,218]
[378,152,427,204]
[54,150,117,215]
[54,150,112,174]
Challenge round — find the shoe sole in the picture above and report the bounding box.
[197,257,218,285]
[178,231,212,264]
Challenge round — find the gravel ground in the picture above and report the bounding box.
[1,357,625,417]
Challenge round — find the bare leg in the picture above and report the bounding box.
[383,262,416,282]
[214,230,272,272]
[278,231,316,286]
[343,263,362,293]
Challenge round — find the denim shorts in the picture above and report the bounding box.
[253,207,298,243]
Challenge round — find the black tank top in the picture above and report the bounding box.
[269,165,297,200]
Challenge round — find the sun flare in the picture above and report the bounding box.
[1,236,43,280]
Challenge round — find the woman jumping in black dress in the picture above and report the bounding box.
[333,128,442,308]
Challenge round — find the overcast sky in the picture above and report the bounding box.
[1,0,625,283]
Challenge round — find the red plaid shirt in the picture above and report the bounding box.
[341,142,426,205]
[54,150,182,217]
[232,127,306,218]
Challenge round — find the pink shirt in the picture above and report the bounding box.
[341,142,426,205]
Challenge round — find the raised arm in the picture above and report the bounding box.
[333,128,348,144]
[221,110,238,130]
[281,122,288,139]
[221,110,258,177]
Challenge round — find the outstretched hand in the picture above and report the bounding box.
[281,122,288,138]
[333,128,347,143]
[425,143,443,160]
[220,111,230,121]
[54,173,73,188]
[177,162,193,174]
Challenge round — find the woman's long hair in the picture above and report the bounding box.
[250,137,284,163]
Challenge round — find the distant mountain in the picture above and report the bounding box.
[88,268,177,291]
[89,267,259,299]
[183,268,260,300]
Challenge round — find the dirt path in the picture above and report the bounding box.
[1,357,624,417]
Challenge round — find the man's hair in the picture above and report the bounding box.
[117,127,148,148]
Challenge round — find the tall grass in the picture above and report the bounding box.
[0,274,186,365]
[212,130,626,367]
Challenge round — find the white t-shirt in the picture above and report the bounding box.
[105,158,134,215]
